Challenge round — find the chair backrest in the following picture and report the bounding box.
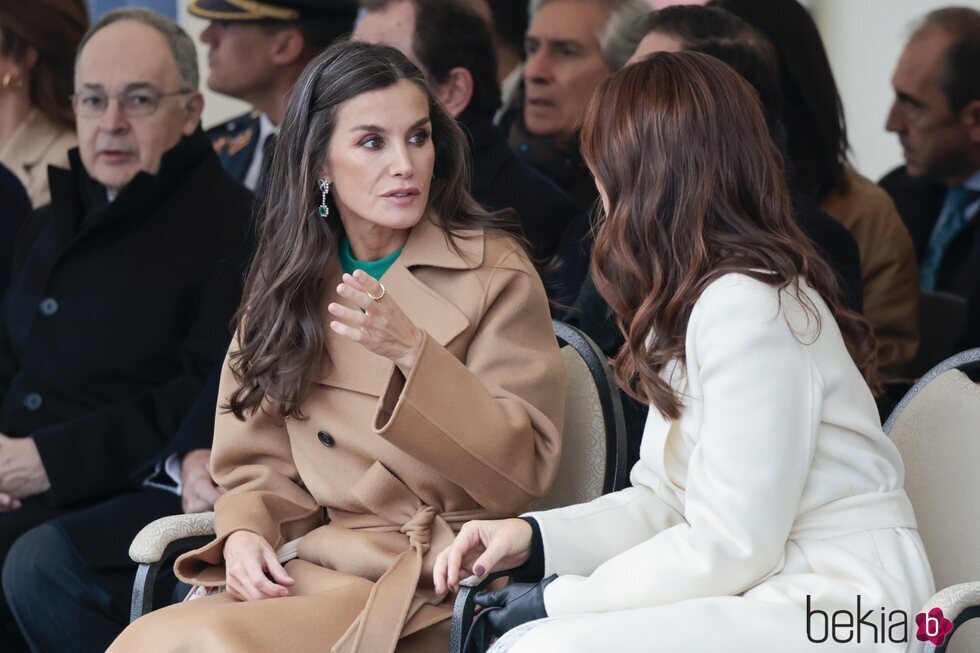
[911,291,967,378]
[884,348,980,653]
[527,321,628,511]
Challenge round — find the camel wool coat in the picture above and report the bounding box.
[497,274,934,653]
[109,216,565,653]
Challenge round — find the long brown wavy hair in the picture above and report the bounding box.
[582,52,878,420]
[228,40,517,420]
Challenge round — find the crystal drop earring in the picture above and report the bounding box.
[318,179,330,218]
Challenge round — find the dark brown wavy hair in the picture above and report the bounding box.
[582,52,877,419]
[228,40,517,420]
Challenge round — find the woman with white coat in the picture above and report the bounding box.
[434,52,935,652]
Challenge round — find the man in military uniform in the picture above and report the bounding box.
[192,0,358,189]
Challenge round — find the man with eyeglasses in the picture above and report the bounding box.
[0,9,252,652]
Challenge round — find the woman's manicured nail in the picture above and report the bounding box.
[474,564,486,577]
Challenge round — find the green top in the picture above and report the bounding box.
[338,235,403,280]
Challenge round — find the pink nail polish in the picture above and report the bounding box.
[474,564,486,577]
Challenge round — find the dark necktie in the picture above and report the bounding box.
[920,186,980,291]
[256,133,277,203]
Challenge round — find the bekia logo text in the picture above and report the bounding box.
[806,596,952,646]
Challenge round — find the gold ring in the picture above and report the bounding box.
[367,283,386,301]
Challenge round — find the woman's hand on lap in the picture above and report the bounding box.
[223,530,295,601]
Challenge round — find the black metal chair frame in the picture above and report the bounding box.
[882,347,980,653]
[130,534,213,622]
[447,320,629,653]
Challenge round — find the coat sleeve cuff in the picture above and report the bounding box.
[372,332,546,514]
[509,516,545,582]
[174,490,321,585]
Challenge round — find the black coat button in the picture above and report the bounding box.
[39,298,59,316]
[317,431,335,447]
[23,393,42,410]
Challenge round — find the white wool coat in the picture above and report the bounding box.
[501,273,934,653]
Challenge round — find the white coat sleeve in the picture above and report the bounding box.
[540,278,823,616]
[524,463,685,578]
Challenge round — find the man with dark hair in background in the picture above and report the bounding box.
[355,0,588,307]
[880,6,980,354]
[191,0,357,189]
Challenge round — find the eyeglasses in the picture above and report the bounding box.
[71,86,192,118]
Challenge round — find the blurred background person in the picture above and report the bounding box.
[504,0,648,210]
[0,9,253,651]
[880,7,980,355]
[355,0,589,308]
[715,0,921,386]
[0,0,89,207]
[191,0,357,189]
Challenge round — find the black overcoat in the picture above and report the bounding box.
[0,129,253,519]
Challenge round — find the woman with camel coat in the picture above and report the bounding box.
[109,42,564,653]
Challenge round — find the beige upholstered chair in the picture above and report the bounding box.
[525,322,626,511]
[884,348,980,653]
[449,320,628,653]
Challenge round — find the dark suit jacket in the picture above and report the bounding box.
[460,108,589,308]
[879,165,978,295]
[880,165,980,352]
[0,128,253,509]
[1,163,31,299]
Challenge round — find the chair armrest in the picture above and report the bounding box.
[920,582,980,653]
[129,512,216,622]
[128,512,215,564]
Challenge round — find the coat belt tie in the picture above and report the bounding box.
[332,462,456,653]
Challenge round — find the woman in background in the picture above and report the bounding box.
[0,0,87,207]
[435,52,933,652]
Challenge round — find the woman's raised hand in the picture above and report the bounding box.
[223,530,295,601]
[328,269,425,372]
[433,518,534,595]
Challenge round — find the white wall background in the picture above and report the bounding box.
[177,0,980,181]
[811,0,980,183]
